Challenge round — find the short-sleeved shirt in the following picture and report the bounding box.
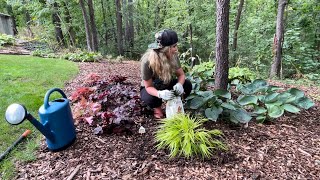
[141,54,181,89]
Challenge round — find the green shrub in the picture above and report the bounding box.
[0,34,15,46]
[155,114,227,159]
[64,51,103,62]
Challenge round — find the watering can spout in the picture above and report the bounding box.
[26,114,55,141]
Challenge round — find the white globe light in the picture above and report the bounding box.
[5,104,26,125]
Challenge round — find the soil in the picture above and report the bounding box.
[15,61,320,179]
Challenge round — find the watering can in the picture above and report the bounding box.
[5,88,76,151]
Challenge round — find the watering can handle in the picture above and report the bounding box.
[44,88,67,109]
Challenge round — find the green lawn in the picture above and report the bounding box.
[0,55,78,179]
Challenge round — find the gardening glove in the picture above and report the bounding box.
[157,90,174,100]
[173,83,184,95]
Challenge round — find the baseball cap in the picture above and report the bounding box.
[148,29,178,49]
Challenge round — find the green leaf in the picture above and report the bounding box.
[214,89,231,99]
[256,115,266,123]
[283,104,300,113]
[268,85,283,92]
[294,97,315,109]
[237,95,258,105]
[267,105,284,118]
[205,106,223,121]
[221,102,236,110]
[287,88,304,98]
[229,109,252,123]
[253,106,267,114]
[265,92,279,103]
[196,90,214,98]
[190,96,206,109]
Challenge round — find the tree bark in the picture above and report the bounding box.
[101,0,108,48]
[127,0,134,49]
[6,4,18,35]
[52,2,65,47]
[88,0,99,52]
[269,0,287,78]
[215,0,230,90]
[62,1,76,47]
[79,0,92,51]
[115,0,124,55]
[232,0,244,51]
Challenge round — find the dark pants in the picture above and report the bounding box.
[140,79,192,108]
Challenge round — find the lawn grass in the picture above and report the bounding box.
[0,55,78,179]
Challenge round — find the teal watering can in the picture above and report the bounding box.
[5,88,76,151]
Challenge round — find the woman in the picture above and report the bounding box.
[140,29,192,119]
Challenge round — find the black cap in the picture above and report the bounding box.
[148,29,178,49]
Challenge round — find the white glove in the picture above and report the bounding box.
[157,90,174,100]
[173,83,184,95]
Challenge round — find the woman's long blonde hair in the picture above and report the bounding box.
[141,47,177,84]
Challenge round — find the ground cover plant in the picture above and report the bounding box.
[0,55,78,179]
[69,73,144,134]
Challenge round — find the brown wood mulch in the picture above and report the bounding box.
[15,61,320,179]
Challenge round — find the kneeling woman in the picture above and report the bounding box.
[140,29,192,119]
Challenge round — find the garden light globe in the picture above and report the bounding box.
[5,103,27,125]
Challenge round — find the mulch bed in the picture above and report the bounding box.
[15,61,320,179]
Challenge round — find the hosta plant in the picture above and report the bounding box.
[155,114,227,159]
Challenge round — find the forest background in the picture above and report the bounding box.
[0,0,319,82]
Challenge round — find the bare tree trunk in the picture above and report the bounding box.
[52,2,65,47]
[115,0,124,55]
[6,4,18,35]
[79,0,92,51]
[62,1,76,47]
[154,0,160,29]
[88,0,99,52]
[270,0,287,78]
[232,0,244,51]
[101,0,108,48]
[215,0,230,90]
[127,0,134,49]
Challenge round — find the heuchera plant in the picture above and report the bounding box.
[69,73,143,134]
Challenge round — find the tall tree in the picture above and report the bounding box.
[232,0,244,52]
[52,2,65,47]
[115,0,124,55]
[215,0,230,90]
[100,0,108,48]
[62,1,76,47]
[88,0,99,51]
[79,0,92,51]
[270,0,287,78]
[126,0,134,49]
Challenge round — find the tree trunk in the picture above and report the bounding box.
[127,0,134,49]
[115,0,124,55]
[52,2,65,47]
[6,4,18,35]
[269,0,287,78]
[79,0,92,51]
[101,0,108,48]
[154,1,160,29]
[215,0,230,90]
[62,1,76,47]
[88,0,99,52]
[232,0,244,51]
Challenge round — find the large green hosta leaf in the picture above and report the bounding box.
[190,96,206,109]
[253,106,267,115]
[205,106,223,121]
[237,95,258,105]
[196,90,214,98]
[293,97,315,109]
[265,92,279,103]
[287,88,305,99]
[267,105,284,118]
[256,115,266,123]
[214,89,231,99]
[283,104,300,113]
[229,109,252,123]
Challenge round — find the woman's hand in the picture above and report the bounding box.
[157,90,174,100]
[173,83,184,95]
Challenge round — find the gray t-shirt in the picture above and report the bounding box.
[141,54,181,88]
